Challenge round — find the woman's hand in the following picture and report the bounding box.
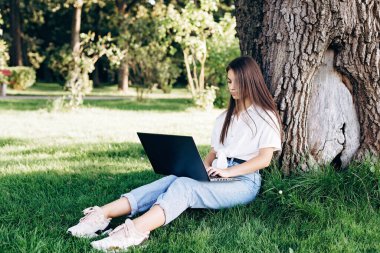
[207,167,231,178]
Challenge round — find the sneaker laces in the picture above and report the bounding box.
[79,207,101,223]
[109,220,149,240]
[109,222,130,238]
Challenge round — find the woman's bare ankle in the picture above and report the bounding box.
[100,207,111,218]
[100,198,132,218]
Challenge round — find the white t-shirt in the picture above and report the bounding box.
[211,105,282,168]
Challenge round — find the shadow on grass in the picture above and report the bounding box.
[0,169,212,253]
[1,161,380,252]
[4,142,210,165]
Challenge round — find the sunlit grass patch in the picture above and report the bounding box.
[0,99,48,111]
[0,137,27,147]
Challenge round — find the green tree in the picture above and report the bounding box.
[126,2,180,97]
[9,0,23,66]
[206,12,240,108]
[114,0,141,93]
[64,32,123,107]
[167,1,218,97]
[0,13,9,69]
[166,0,238,109]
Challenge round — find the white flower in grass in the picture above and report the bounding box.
[278,190,283,195]
[140,157,144,160]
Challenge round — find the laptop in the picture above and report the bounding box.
[137,132,239,182]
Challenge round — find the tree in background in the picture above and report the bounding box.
[125,2,180,98]
[114,0,140,93]
[166,0,239,109]
[9,0,23,66]
[168,1,217,97]
[206,11,240,108]
[235,0,380,173]
[2,0,67,74]
[63,32,123,107]
[64,0,106,91]
[70,0,83,53]
[1,0,239,107]
[0,13,9,69]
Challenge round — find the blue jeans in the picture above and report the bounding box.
[121,160,261,225]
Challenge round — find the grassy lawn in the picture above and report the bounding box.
[0,98,379,252]
[5,82,191,98]
[0,98,194,112]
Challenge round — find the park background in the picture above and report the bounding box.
[0,0,379,252]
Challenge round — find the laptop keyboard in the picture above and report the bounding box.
[209,176,239,182]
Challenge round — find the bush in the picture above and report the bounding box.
[213,84,230,108]
[205,13,240,88]
[6,66,36,90]
[194,86,218,111]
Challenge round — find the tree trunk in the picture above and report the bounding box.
[71,0,83,53]
[235,0,380,174]
[199,39,207,91]
[10,0,23,66]
[92,60,101,87]
[118,60,129,93]
[183,49,196,96]
[116,0,128,93]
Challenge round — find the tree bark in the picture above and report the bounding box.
[235,0,380,174]
[92,60,101,87]
[71,0,83,53]
[118,60,129,93]
[183,49,196,96]
[116,0,128,92]
[10,0,23,66]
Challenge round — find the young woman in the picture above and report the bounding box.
[67,56,282,251]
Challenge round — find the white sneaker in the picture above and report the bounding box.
[91,219,149,252]
[67,206,111,238]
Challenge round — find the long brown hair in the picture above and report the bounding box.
[220,56,283,144]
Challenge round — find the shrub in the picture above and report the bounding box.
[6,67,36,90]
[213,84,230,108]
[205,13,240,88]
[194,86,218,111]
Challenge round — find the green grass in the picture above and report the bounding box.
[0,138,379,253]
[0,98,194,112]
[5,82,190,97]
[1,82,194,111]
[8,82,66,96]
[0,99,48,111]
[84,98,194,112]
[0,97,379,252]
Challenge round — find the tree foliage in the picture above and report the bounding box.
[64,32,124,107]
[118,2,181,96]
[0,13,9,69]
[0,0,239,108]
[164,0,239,109]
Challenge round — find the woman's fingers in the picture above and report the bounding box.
[208,167,221,177]
[207,167,216,176]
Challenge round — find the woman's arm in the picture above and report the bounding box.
[203,148,216,168]
[208,147,275,178]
